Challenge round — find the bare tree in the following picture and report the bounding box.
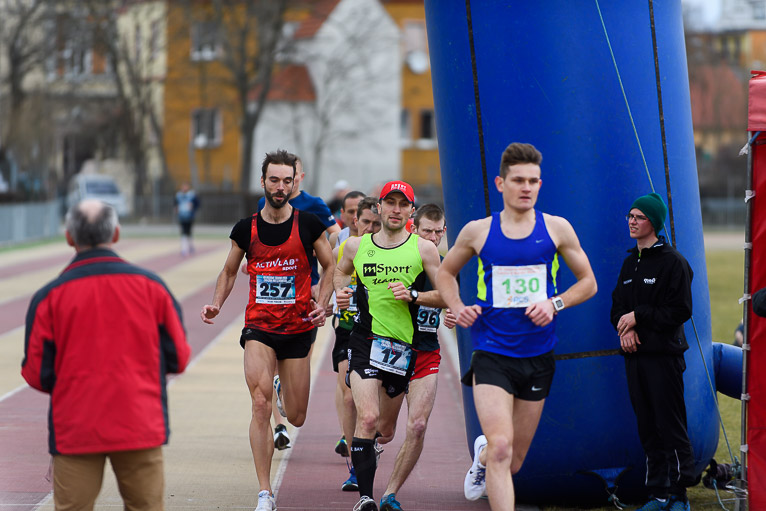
[180,0,288,193]
[0,0,50,149]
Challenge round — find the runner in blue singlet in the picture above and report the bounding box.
[436,142,598,511]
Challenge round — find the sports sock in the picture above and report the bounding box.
[350,437,376,498]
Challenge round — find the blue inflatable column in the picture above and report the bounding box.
[425,1,718,504]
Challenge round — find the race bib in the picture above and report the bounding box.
[369,335,412,376]
[256,275,296,304]
[416,306,440,333]
[491,264,547,308]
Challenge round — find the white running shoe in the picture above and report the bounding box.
[255,490,276,511]
[352,495,378,511]
[273,375,286,418]
[464,434,488,501]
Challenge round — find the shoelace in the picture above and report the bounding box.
[472,466,486,485]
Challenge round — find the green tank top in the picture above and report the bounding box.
[337,239,357,331]
[353,233,423,343]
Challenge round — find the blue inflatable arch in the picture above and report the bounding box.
[424,1,721,504]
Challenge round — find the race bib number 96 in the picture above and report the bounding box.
[491,264,547,308]
[416,306,440,333]
[256,275,296,304]
[369,335,412,376]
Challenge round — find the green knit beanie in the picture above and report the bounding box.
[630,193,667,234]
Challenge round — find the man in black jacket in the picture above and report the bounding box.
[610,192,695,511]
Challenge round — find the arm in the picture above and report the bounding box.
[326,223,341,235]
[388,239,447,308]
[310,234,335,326]
[526,216,598,326]
[200,240,245,324]
[334,236,360,310]
[328,230,340,249]
[436,220,486,328]
[21,294,54,393]
[159,290,192,373]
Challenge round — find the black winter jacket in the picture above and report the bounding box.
[610,236,693,356]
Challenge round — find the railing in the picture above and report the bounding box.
[0,200,63,245]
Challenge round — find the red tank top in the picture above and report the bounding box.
[245,210,314,334]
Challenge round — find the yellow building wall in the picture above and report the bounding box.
[384,2,441,191]
[163,3,246,190]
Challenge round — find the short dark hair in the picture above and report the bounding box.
[261,149,297,179]
[413,203,444,228]
[499,142,542,178]
[357,197,379,217]
[66,201,118,247]
[341,191,366,211]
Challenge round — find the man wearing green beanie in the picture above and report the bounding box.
[610,193,695,511]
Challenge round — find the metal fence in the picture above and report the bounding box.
[0,199,62,245]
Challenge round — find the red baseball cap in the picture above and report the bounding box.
[379,180,415,203]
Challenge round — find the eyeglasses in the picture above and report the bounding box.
[418,228,445,236]
[625,214,648,222]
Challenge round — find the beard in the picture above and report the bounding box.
[264,189,289,209]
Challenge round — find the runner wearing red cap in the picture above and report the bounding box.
[334,180,446,511]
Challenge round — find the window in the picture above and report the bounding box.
[192,108,221,148]
[191,21,221,61]
[134,23,142,63]
[400,109,411,144]
[149,20,160,63]
[419,110,435,140]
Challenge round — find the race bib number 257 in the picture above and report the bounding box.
[255,275,296,304]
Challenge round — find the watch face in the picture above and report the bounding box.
[552,297,564,311]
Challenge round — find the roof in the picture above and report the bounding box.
[294,0,342,39]
[249,64,316,103]
[689,63,747,130]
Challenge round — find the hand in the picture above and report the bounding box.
[308,301,326,327]
[201,304,220,324]
[336,287,353,310]
[616,312,637,336]
[620,328,641,353]
[455,304,482,328]
[388,282,412,302]
[525,299,555,327]
[443,308,457,329]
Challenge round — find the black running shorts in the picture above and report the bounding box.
[240,327,315,360]
[348,330,416,398]
[332,326,352,373]
[462,350,555,401]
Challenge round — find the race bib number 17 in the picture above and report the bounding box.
[369,335,412,376]
[491,264,547,308]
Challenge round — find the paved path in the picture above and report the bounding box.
[0,234,486,511]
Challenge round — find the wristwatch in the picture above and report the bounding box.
[410,289,419,304]
[551,296,565,314]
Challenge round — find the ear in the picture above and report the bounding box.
[65,230,75,248]
[112,225,120,244]
[494,175,504,192]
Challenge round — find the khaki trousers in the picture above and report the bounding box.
[53,447,164,511]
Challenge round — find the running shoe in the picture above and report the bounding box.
[335,435,349,457]
[352,495,378,511]
[636,497,669,511]
[463,434,487,501]
[255,490,276,511]
[379,493,402,511]
[341,466,358,491]
[666,495,691,511]
[273,424,290,450]
[273,375,286,418]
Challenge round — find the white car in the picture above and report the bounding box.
[66,174,129,217]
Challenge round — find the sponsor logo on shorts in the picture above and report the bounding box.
[364,368,377,376]
[531,385,543,391]
[643,278,656,284]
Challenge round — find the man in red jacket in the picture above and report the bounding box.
[22,199,191,511]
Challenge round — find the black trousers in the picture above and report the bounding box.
[625,354,696,499]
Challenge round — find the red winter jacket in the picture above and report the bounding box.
[21,248,191,455]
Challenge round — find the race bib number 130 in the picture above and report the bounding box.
[491,264,547,308]
[256,275,296,304]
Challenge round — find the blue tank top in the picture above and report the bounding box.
[471,210,560,357]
